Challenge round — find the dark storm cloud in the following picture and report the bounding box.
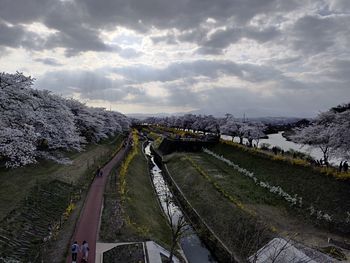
[34,57,63,66]
[112,59,294,86]
[318,59,350,83]
[0,1,115,55]
[151,34,178,45]
[0,0,299,55]
[112,60,243,82]
[197,28,243,54]
[149,24,281,55]
[0,0,139,56]
[75,0,299,31]
[245,26,281,43]
[0,21,46,50]
[0,3,141,57]
[41,1,117,56]
[291,15,350,54]
[195,26,281,54]
[0,0,54,24]
[35,70,133,99]
[0,0,345,58]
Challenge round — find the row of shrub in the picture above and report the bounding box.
[119,130,138,199]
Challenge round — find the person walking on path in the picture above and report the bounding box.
[96,167,103,177]
[71,241,79,263]
[339,161,343,172]
[81,240,89,262]
[343,161,349,172]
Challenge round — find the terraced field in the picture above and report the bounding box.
[0,180,75,262]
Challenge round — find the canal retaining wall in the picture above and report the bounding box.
[151,146,241,263]
[157,137,218,155]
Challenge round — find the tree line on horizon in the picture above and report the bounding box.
[142,104,350,163]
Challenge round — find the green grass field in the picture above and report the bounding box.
[208,142,350,231]
[100,139,172,248]
[189,152,287,207]
[164,148,350,260]
[166,152,271,260]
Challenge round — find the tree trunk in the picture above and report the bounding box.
[320,146,329,165]
[168,242,176,263]
[248,139,253,147]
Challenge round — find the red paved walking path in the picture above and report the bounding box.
[67,137,130,263]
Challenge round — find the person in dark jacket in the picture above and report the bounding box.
[71,241,79,263]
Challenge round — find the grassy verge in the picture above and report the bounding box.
[100,135,172,248]
[0,134,124,262]
[166,152,271,260]
[190,152,287,208]
[208,142,350,231]
[0,134,123,220]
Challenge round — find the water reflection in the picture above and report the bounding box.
[221,131,341,164]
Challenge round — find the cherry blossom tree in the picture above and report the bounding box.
[292,124,334,163]
[0,125,38,168]
[292,103,350,162]
[220,114,239,138]
[0,72,130,168]
[241,122,266,147]
[220,114,266,146]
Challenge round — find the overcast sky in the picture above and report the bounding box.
[1,0,349,117]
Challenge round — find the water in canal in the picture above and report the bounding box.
[144,142,216,263]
